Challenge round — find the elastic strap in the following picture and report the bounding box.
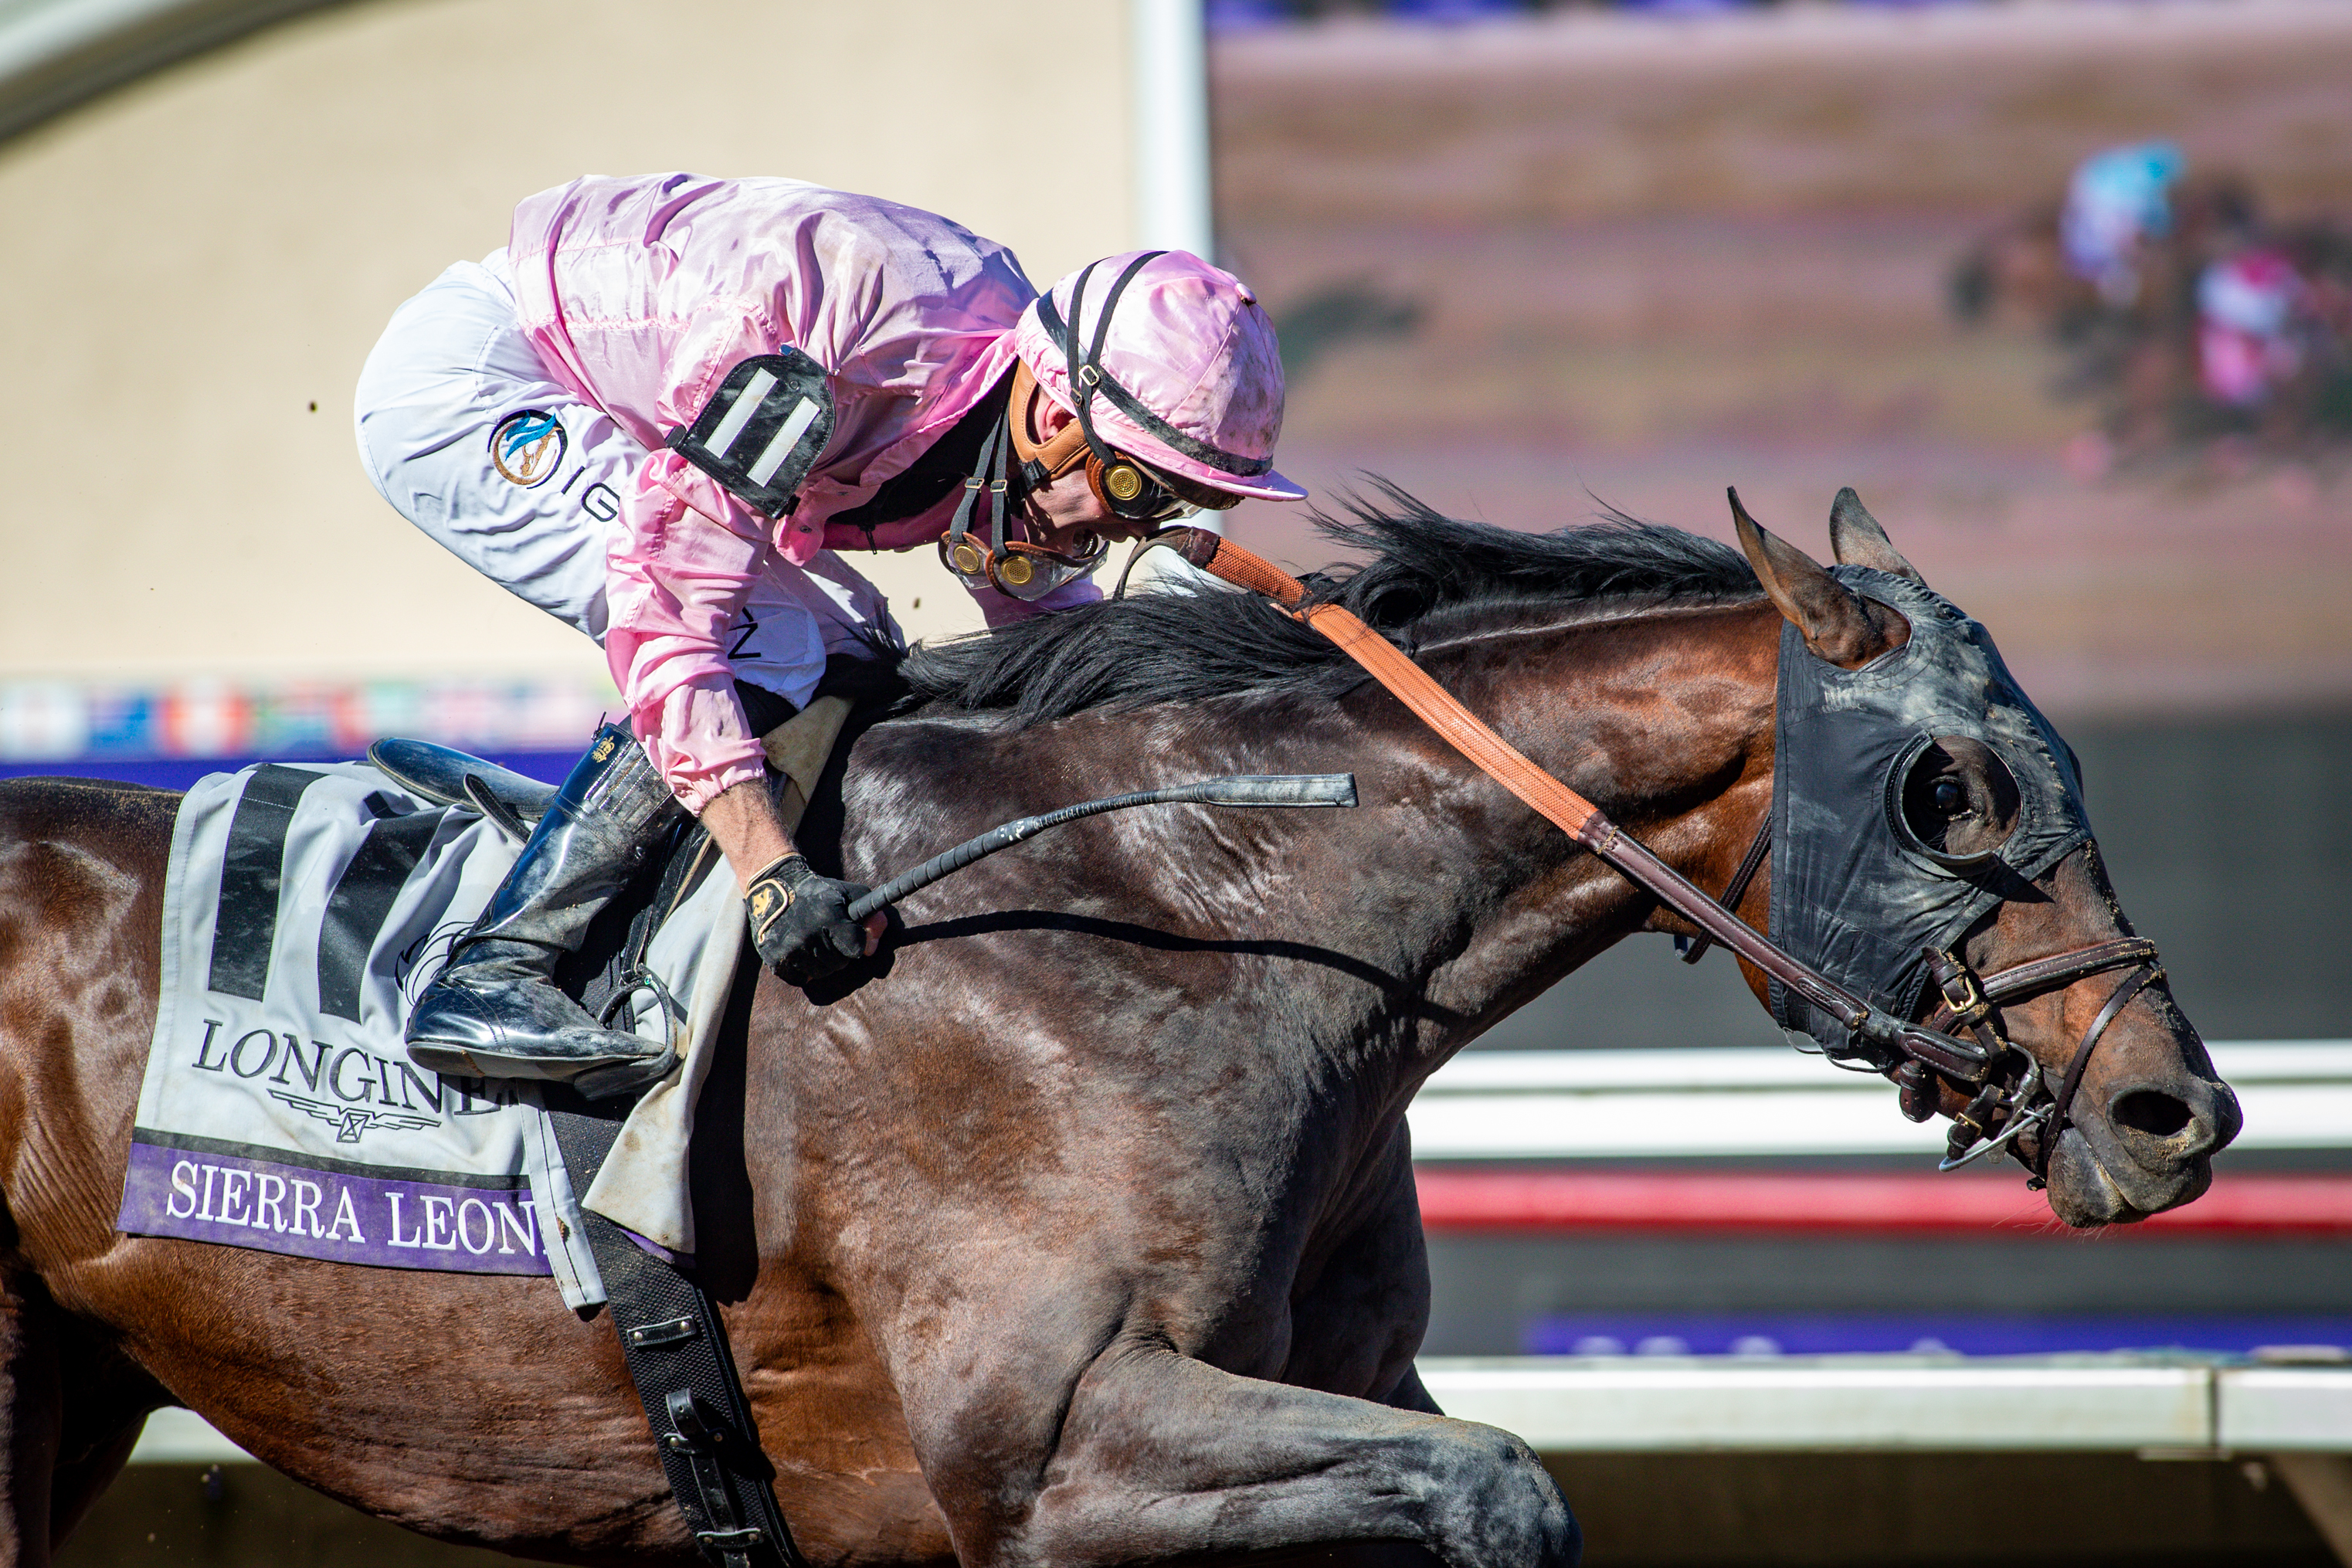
[986,405,1011,564]
[945,412,1007,561]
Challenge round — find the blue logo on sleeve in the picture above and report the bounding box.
[488,409,568,487]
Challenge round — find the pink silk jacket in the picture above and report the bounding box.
[507,174,1090,810]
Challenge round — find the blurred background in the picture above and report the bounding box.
[1199,0,2352,1366]
[2,0,2347,1562]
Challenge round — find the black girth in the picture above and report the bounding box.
[549,826,803,1568]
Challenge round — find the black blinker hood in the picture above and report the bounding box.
[1769,565,2092,1056]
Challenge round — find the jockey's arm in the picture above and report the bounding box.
[608,467,882,978]
[700,777,798,894]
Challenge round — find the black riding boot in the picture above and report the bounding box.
[405,724,681,1088]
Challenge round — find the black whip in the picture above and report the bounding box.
[845,774,1357,921]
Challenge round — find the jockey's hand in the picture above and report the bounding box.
[745,853,883,984]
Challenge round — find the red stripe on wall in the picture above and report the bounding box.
[1412,1170,2352,1236]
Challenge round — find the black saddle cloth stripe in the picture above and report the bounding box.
[547,1103,800,1568]
[209,765,327,1001]
[316,808,447,1023]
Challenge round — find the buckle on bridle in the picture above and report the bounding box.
[1924,945,1994,1028]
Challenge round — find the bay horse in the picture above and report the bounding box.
[0,495,2238,1568]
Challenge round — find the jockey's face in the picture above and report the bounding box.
[1021,460,1128,548]
[1016,385,1155,550]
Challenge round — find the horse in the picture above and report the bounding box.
[0,494,2238,1568]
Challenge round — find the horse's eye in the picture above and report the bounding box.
[1895,737,2018,867]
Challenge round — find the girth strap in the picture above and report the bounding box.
[1150,525,1997,1084]
[546,1105,804,1568]
[541,830,803,1568]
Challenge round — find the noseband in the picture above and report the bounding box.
[1690,815,2167,1186]
[1917,936,2165,1186]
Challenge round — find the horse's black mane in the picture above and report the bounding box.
[899,486,1760,726]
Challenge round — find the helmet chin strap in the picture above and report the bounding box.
[1007,361,1089,487]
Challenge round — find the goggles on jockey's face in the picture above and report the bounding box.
[938,527,1111,601]
[1007,364,1241,528]
[938,405,1112,601]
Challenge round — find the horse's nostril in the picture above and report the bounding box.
[2113,1089,2193,1138]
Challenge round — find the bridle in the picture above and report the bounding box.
[1140,523,2167,1186]
[1688,812,2165,1185]
[1917,935,2164,1186]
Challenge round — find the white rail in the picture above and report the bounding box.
[1420,1356,2352,1454]
[1407,1041,2352,1161]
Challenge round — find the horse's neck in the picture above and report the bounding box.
[840,596,1778,1149]
[1343,596,1781,1089]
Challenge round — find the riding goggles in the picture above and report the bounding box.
[1007,362,1240,526]
[938,402,1114,602]
[938,528,1112,601]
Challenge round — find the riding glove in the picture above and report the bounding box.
[746,852,875,984]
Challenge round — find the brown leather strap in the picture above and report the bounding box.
[1299,602,1602,838]
[1006,361,1091,480]
[1182,530,1312,609]
[1166,526,1995,1082]
[1680,813,1771,966]
[1926,938,2158,1033]
[2035,961,2162,1179]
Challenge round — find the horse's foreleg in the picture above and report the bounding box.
[926,1343,1577,1568]
[47,1413,145,1551]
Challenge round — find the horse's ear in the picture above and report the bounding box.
[1827,487,1926,585]
[1729,487,1909,668]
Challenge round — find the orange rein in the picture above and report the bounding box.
[1149,524,1995,1084]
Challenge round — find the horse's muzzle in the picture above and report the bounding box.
[2045,1071,2242,1226]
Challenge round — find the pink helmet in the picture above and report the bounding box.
[1013,249,1306,504]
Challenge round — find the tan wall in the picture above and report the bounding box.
[0,0,1133,686]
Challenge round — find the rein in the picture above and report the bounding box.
[1149,526,1996,1085]
[1147,525,2169,1180]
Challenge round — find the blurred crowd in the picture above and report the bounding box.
[1951,140,2352,460]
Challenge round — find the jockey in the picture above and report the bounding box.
[2059,141,2185,307]
[355,174,1303,1092]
